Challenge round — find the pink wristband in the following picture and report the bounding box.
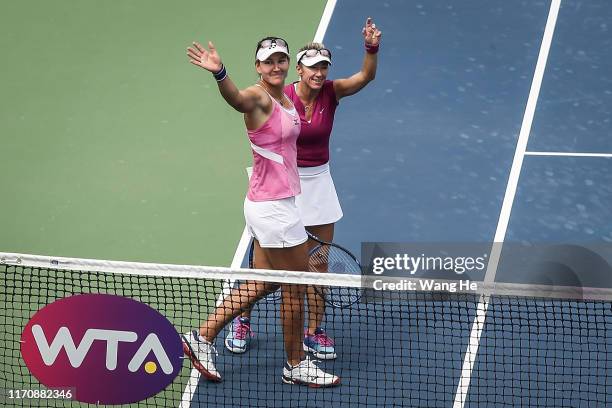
[365,42,379,54]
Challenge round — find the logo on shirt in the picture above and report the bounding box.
[293,117,299,126]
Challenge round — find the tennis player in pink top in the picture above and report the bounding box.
[230,18,382,360]
[182,36,339,387]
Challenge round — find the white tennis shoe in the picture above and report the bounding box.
[282,356,340,387]
[181,330,221,382]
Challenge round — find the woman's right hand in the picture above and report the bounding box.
[187,41,223,73]
[362,17,382,46]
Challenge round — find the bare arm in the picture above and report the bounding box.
[187,41,262,113]
[333,17,382,100]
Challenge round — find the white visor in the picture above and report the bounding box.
[297,52,332,67]
[256,44,290,61]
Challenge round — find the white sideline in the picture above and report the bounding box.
[452,0,562,406]
[179,228,251,408]
[526,151,612,158]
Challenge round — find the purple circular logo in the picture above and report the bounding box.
[21,294,183,404]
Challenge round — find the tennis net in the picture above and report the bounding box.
[1,252,611,407]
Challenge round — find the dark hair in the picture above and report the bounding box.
[255,36,290,58]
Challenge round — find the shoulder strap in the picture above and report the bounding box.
[255,83,276,105]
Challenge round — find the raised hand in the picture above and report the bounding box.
[362,17,382,46]
[187,41,223,73]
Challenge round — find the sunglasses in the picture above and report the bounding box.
[297,48,332,63]
[257,38,288,51]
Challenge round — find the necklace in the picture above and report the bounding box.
[295,84,316,113]
[258,81,289,107]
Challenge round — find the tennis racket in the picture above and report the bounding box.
[248,233,362,307]
[307,232,362,308]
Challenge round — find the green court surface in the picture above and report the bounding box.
[0,0,326,266]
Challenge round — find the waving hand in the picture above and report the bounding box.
[362,17,382,46]
[187,41,223,73]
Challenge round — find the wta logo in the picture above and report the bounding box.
[20,294,183,404]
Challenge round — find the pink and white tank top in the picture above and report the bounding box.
[247,85,301,201]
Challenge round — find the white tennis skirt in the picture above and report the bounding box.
[244,196,308,248]
[295,163,343,227]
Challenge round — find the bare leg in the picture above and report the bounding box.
[240,240,273,319]
[201,238,308,365]
[200,278,278,342]
[305,223,334,335]
[265,243,309,366]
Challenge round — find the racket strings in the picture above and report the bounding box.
[309,245,362,308]
[250,241,362,306]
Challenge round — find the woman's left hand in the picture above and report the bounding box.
[362,17,382,46]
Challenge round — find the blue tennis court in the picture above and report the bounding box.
[184,0,611,407]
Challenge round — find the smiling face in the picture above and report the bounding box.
[297,61,330,90]
[256,52,290,87]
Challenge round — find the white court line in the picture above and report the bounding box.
[526,151,612,158]
[180,1,337,406]
[314,0,337,43]
[179,228,251,408]
[452,1,562,407]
